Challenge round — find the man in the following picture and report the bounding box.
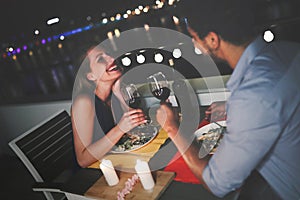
[156,1,300,199]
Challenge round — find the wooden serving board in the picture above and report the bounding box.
[85,171,175,200]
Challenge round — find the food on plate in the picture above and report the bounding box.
[198,126,226,153]
[112,126,157,152]
[198,126,225,140]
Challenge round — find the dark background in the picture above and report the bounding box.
[0,0,300,105]
[0,1,300,199]
[0,0,141,42]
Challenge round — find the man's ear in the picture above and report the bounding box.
[87,72,96,81]
[206,32,221,49]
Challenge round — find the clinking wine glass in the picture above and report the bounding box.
[121,84,150,127]
[121,83,142,110]
[147,72,171,102]
[147,72,171,126]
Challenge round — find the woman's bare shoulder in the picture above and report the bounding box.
[72,94,94,114]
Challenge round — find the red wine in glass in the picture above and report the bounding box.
[121,84,142,109]
[148,72,170,102]
[151,87,171,101]
[121,84,151,126]
[128,96,142,109]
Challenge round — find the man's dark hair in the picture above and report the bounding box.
[179,0,264,46]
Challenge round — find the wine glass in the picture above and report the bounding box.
[147,72,170,102]
[121,83,142,110]
[121,83,151,127]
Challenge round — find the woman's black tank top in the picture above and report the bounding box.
[93,94,123,142]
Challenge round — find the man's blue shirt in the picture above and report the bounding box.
[202,37,300,199]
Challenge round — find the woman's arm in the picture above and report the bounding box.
[72,95,146,167]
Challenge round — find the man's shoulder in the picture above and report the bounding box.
[234,40,300,105]
[257,40,300,66]
[248,40,300,86]
[238,65,279,97]
[233,63,281,105]
[275,40,300,49]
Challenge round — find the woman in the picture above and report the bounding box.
[71,45,146,168]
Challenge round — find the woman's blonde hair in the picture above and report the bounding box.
[72,45,102,99]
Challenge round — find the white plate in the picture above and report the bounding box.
[194,120,226,139]
[111,125,158,153]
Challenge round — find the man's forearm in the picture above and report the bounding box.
[167,127,211,191]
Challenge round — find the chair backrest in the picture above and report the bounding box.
[9,110,79,183]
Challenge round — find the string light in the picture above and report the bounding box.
[47,17,60,25]
[169,58,174,66]
[168,0,175,5]
[115,14,121,20]
[172,48,182,59]
[107,32,113,40]
[157,2,164,8]
[121,57,131,66]
[173,16,180,25]
[86,16,92,21]
[154,53,164,63]
[2,2,161,57]
[114,29,121,38]
[136,54,146,64]
[144,24,150,31]
[102,18,108,24]
[195,47,202,55]
[263,30,275,43]
[135,8,141,15]
[143,7,149,13]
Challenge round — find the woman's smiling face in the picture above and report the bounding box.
[86,47,122,83]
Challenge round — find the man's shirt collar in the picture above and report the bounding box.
[226,37,268,92]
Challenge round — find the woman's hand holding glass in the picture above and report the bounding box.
[121,84,142,110]
[121,83,149,127]
[117,109,147,133]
